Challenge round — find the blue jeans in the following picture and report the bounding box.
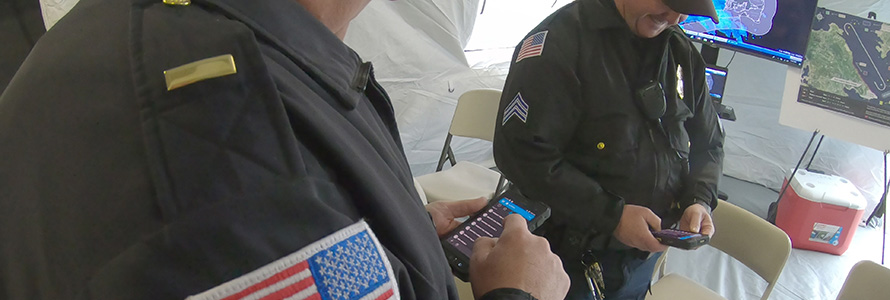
[565,251,662,300]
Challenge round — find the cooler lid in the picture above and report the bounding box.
[788,170,867,210]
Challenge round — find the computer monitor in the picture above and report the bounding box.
[679,0,819,66]
[705,65,736,120]
[705,65,728,104]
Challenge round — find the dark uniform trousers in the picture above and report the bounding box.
[494,0,725,299]
[0,0,532,299]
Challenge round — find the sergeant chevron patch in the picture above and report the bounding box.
[503,92,529,125]
[186,221,399,300]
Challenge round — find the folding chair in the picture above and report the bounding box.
[647,200,792,300]
[412,177,429,205]
[835,260,890,300]
[415,89,507,203]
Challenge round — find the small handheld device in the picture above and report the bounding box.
[635,80,667,121]
[440,189,551,282]
[653,229,710,250]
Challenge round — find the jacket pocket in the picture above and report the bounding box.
[578,115,640,177]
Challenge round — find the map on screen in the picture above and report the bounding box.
[682,0,777,40]
[798,8,890,127]
[679,0,816,66]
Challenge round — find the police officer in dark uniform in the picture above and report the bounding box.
[494,0,724,299]
[0,0,570,299]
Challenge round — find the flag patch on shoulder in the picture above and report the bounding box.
[516,31,548,63]
[503,92,529,125]
[186,221,399,300]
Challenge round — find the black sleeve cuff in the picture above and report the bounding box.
[692,198,713,214]
[680,197,714,214]
[479,288,539,300]
[586,190,625,250]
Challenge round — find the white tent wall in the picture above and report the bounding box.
[345,0,499,176]
[345,0,573,176]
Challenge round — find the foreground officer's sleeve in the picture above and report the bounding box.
[481,288,538,300]
[494,28,623,241]
[676,38,725,211]
[0,1,460,299]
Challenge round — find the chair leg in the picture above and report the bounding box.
[494,175,506,197]
[651,248,669,283]
[436,134,455,172]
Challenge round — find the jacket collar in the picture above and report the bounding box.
[197,0,366,108]
[579,0,683,50]
[580,0,628,31]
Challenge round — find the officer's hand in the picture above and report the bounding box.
[613,204,669,253]
[679,203,715,236]
[470,214,569,300]
[425,197,488,238]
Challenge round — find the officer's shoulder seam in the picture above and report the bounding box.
[129,2,271,103]
[138,3,252,39]
[133,3,261,78]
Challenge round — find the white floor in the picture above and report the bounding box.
[662,176,888,300]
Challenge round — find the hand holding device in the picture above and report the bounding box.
[426,197,489,238]
[440,189,551,281]
[679,203,715,237]
[613,204,668,253]
[653,229,710,250]
[469,214,570,300]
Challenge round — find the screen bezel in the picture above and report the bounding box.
[440,190,551,281]
[704,64,729,103]
[443,196,540,258]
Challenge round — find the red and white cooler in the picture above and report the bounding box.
[775,170,867,255]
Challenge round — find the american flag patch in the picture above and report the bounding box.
[186,221,399,300]
[515,31,548,63]
[502,92,529,125]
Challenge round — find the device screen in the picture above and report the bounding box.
[704,66,728,102]
[444,197,536,258]
[657,229,702,240]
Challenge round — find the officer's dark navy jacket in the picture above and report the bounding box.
[494,0,724,256]
[0,0,532,299]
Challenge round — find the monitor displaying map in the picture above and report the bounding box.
[679,0,819,66]
[798,8,890,127]
[705,65,729,103]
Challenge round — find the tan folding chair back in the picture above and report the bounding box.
[648,200,791,300]
[448,89,502,141]
[710,200,791,300]
[835,260,890,300]
[416,89,506,203]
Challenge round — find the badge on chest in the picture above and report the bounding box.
[676,64,684,100]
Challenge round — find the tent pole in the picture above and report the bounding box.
[804,135,825,170]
